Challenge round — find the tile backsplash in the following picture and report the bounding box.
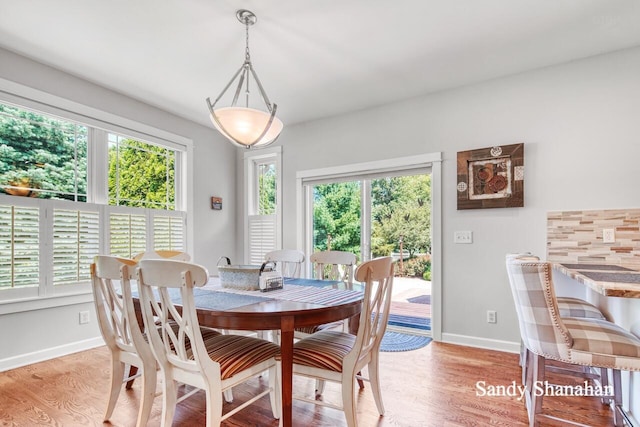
[547,209,640,266]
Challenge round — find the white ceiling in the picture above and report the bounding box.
[2,0,640,128]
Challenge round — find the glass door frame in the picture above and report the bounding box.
[295,152,443,341]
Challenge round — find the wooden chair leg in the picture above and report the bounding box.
[369,354,385,415]
[104,358,125,421]
[341,376,357,427]
[205,387,223,427]
[268,363,282,419]
[126,365,138,389]
[162,377,178,427]
[137,367,156,427]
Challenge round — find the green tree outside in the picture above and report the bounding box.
[313,181,362,258]
[258,162,276,215]
[108,138,175,210]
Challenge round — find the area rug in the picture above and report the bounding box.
[407,294,430,305]
[386,313,431,331]
[380,331,432,352]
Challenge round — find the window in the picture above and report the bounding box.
[108,133,176,210]
[0,103,88,201]
[0,96,190,304]
[244,147,281,264]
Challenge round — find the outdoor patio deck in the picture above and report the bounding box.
[390,276,431,319]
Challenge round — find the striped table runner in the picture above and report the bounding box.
[204,280,362,306]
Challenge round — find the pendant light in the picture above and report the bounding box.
[206,9,283,149]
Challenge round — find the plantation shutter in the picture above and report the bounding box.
[109,213,147,259]
[0,205,39,289]
[153,214,185,251]
[52,209,100,285]
[247,214,276,265]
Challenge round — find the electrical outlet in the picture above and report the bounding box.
[486,310,497,324]
[79,311,90,324]
[454,230,473,244]
[602,228,615,243]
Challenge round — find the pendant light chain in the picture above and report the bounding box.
[245,17,251,62]
[244,17,251,108]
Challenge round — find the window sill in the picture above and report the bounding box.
[0,291,94,315]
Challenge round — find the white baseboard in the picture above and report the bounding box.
[441,333,520,354]
[0,337,105,372]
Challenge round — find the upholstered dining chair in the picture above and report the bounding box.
[136,259,281,427]
[289,256,394,427]
[506,256,640,427]
[91,255,156,427]
[265,249,305,278]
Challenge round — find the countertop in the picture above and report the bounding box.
[553,263,640,298]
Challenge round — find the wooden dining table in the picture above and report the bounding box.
[134,277,363,427]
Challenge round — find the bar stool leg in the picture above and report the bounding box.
[612,369,623,427]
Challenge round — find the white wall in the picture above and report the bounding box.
[272,47,640,418]
[0,48,239,366]
[275,46,640,349]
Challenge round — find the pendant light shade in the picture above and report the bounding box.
[210,107,283,148]
[206,10,283,149]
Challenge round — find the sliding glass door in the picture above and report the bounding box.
[309,173,431,277]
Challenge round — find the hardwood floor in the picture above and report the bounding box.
[0,342,618,426]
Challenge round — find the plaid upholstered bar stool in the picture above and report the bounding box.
[506,256,640,426]
[506,253,608,384]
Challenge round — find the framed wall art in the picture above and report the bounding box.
[457,143,524,210]
[211,196,223,210]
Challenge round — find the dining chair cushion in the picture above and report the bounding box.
[135,297,271,370]
[200,334,281,380]
[294,321,344,336]
[290,330,356,372]
[557,297,605,319]
[563,317,640,366]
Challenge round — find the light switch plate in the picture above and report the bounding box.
[454,230,473,244]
